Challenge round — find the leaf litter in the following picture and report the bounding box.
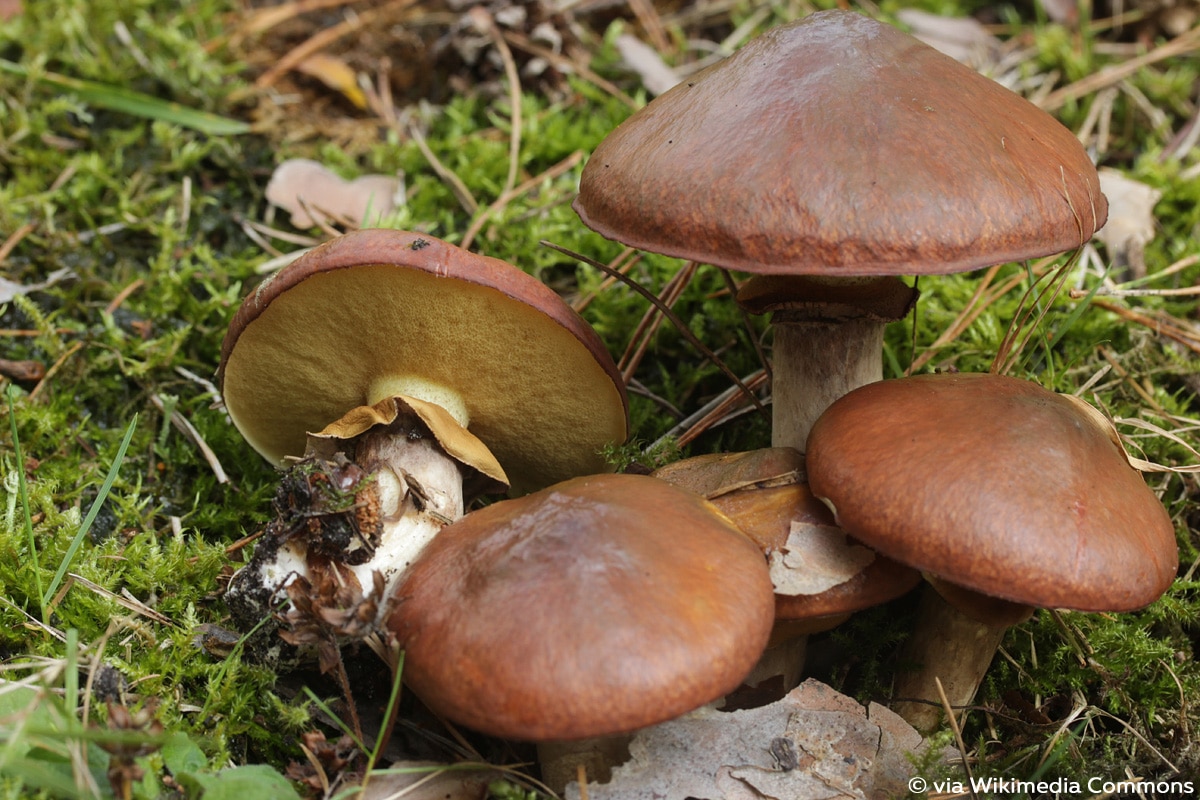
[567,680,942,800]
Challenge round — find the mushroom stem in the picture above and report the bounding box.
[770,318,887,449]
[225,421,466,629]
[225,396,511,638]
[537,737,632,794]
[348,424,465,586]
[891,584,1032,734]
[737,275,919,450]
[367,375,470,428]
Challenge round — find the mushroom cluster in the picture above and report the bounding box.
[218,229,779,790]
[214,8,1178,790]
[567,6,1176,740]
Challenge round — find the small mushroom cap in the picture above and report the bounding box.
[387,473,775,741]
[654,448,919,620]
[806,373,1178,611]
[574,10,1106,276]
[218,230,629,494]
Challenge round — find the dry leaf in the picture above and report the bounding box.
[1035,0,1079,24]
[895,9,1000,68]
[768,521,875,596]
[568,680,932,800]
[1094,168,1161,279]
[615,33,680,96]
[295,52,368,110]
[265,158,402,229]
[349,761,501,800]
[0,267,74,304]
[0,0,21,21]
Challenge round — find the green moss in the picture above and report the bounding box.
[2,0,1200,794]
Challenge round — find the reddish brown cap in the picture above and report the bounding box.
[806,373,1178,611]
[387,473,775,741]
[574,10,1106,276]
[218,229,629,494]
[654,448,919,621]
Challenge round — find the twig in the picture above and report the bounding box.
[460,150,583,251]
[1088,299,1200,355]
[935,676,978,800]
[407,119,478,216]
[542,240,768,417]
[674,370,769,448]
[718,268,771,382]
[255,1,418,88]
[627,0,671,54]
[1069,284,1200,298]
[468,6,522,198]
[571,248,640,313]
[150,394,230,484]
[29,340,83,400]
[618,262,695,383]
[67,573,178,628]
[104,279,144,315]
[501,28,638,109]
[1038,24,1200,112]
[0,222,35,265]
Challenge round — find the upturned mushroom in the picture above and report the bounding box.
[805,372,1178,732]
[387,472,776,790]
[574,10,1107,448]
[218,229,629,625]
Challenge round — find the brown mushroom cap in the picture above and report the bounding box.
[573,10,1106,276]
[653,448,919,621]
[806,373,1177,611]
[387,473,775,741]
[218,229,629,494]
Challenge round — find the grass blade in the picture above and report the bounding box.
[0,59,250,136]
[5,384,43,619]
[42,415,138,614]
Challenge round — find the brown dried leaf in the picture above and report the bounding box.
[265,158,401,229]
[768,521,875,596]
[568,680,932,800]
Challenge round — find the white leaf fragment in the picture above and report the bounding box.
[615,33,680,96]
[895,9,1000,68]
[569,680,933,800]
[265,158,403,229]
[0,267,74,304]
[1094,168,1162,278]
[768,521,875,596]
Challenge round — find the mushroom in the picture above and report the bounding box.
[573,10,1107,449]
[653,447,919,703]
[387,472,776,790]
[805,372,1178,732]
[217,229,629,625]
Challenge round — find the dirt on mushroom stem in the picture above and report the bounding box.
[224,409,470,663]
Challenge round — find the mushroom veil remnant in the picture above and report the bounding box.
[574,10,1107,448]
[805,372,1178,732]
[217,229,629,633]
